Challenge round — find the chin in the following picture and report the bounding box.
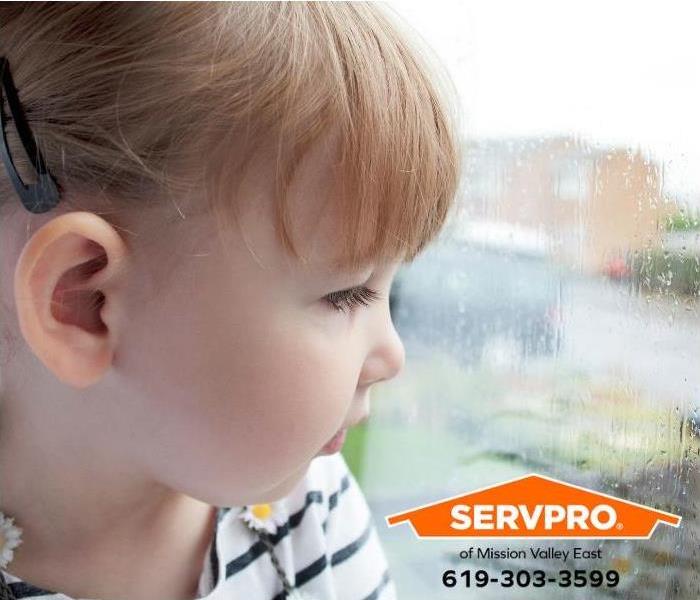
[260,461,312,502]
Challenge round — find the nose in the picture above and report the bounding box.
[358,314,406,386]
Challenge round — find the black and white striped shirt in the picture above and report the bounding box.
[3,453,397,600]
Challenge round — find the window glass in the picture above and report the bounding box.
[342,2,700,598]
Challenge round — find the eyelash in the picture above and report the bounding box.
[324,286,382,314]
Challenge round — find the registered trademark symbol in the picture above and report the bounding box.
[616,523,623,530]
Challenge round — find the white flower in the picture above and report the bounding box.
[0,512,22,569]
[237,503,287,536]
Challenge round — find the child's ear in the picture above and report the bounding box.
[13,211,129,389]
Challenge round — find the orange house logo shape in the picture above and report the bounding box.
[385,474,681,539]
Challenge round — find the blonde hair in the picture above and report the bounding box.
[0,1,461,271]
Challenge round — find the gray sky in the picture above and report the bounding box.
[386,0,700,204]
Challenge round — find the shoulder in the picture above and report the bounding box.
[213,455,397,599]
[282,454,398,599]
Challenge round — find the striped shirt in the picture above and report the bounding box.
[2,453,397,600]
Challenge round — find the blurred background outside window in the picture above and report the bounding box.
[341,2,700,598]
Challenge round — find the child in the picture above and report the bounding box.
[0,2,460,599]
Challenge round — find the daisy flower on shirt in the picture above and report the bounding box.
[238,503,287,536]
[0,512,22,568]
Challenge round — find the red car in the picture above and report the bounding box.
[602,257,631,280]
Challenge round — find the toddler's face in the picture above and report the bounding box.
[116,142,405,506]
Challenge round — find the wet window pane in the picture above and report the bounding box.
[342,2,700,599]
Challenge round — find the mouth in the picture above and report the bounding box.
[316,411,369,456]
[318,428,347,455]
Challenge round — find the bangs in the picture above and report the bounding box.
[206,2,461,271]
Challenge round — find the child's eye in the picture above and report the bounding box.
[324,285,382,314]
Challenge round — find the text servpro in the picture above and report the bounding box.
[450,504,617,531]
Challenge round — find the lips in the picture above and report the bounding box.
[315,411,370,456]
[319,428,347,454]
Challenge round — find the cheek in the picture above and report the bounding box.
[118,282,357,502]
[116,244,361,503]
[191,321,357,499]
[227,325,355,455]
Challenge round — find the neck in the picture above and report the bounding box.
[0,393,218,600]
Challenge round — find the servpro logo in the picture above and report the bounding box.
[385,473,681,539]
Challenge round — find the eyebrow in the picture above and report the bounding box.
[287,257,370,287]
[325,266,375,286]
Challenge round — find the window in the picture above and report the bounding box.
[553,158,592,203]
[342,3,700,599]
